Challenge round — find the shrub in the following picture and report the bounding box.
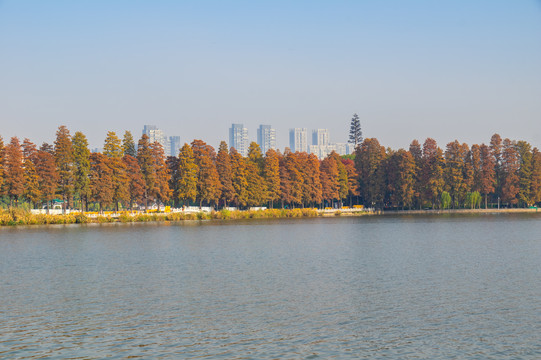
[219,209,231,219]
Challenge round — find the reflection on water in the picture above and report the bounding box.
[1,214,540,359]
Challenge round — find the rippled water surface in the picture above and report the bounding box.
[1,214,541,359]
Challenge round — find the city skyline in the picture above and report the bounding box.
[1,1,539,151]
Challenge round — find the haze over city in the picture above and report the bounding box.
[1,1,540,150]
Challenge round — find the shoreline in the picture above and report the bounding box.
[1,207,539,227]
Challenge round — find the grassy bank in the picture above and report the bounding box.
[2,207,536,227]
[0,208,332,226]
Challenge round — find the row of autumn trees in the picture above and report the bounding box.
[1,126,540,211]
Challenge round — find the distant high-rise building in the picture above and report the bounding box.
[169,136,181,157]
[229,123,249,157]
[257,125,276,154]
[142,124,167,150]
[308,128,353,159]
[142,125,158,135]
[142,125,180,157]
[289,128,308,153]
[312,129,330,146]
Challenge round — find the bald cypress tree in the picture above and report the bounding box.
[35,146,59,213]
[263,148,281,209]
[104,131,129,211]
[177,143,198,206]
[5,137,25,206]
[72,131,91,211]
[137,134,156,211]
[54,125,74,212]
[122,131,136,157]
[0,136,5,198]
[151,141,171,211]
[22,139,41,208]
[216,141,235,208]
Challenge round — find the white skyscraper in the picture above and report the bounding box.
[229,123,249,157]
[289,128,308,153]
[312,129,330,146]
[257,125,276,154]
[143,125,167,152]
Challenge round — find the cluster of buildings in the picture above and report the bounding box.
[230,124,353,159]
[137,124,353,159]
[142,125,181,157]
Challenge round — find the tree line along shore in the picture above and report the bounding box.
[0,126,540,226]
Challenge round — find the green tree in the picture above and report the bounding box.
[349,113,363,148]
[516,140,533,206]
[122,131,136,157]
[54,125,74,212]
[465,191,482,209]
[355,138,386,208]
[72,131,91,211]
[441,191,451,209]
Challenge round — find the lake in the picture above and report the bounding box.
[1,214,540,359]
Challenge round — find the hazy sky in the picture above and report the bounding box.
[1,0,540,151]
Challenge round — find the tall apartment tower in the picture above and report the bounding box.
[312,129,330,146]
[289,128,308,153]
[142,125,167,152]
[169,136,181,157]
[257,125,276,154]
[229,123,249,157]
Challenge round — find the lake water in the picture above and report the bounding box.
[1,214,540,359]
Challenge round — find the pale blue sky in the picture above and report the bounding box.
[1,0,540,150]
